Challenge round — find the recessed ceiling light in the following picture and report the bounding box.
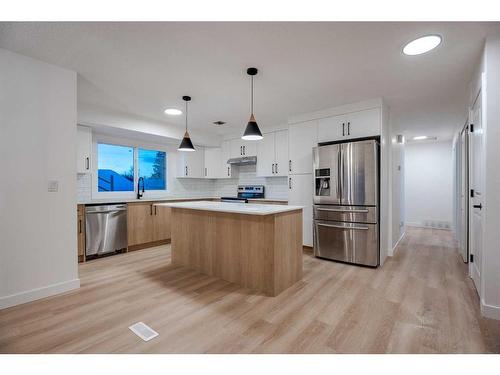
[403,35,442,56]
[164,108,182,116]
[413,136,428,140]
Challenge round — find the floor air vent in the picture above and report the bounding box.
[129,322,159,342]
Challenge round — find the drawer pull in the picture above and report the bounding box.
[317,223,369,230]
[317,208,369,213]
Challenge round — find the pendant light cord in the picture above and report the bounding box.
[185,99,188,132]
[251,75,254,115]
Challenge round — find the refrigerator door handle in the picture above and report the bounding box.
[317,222,369,231]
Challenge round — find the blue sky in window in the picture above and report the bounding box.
[97,143,133,174]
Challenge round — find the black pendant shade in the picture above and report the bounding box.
[242,67,263,141]
[242,114,263,140]
[178,95,196,152]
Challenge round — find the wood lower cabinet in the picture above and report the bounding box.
[77,205,85,262]
[153,205,171,242]
[127,201,171,250]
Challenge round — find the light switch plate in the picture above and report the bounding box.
[48,180,59,192]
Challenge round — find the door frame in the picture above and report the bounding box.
[468,74,486,295]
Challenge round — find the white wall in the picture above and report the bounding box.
[0,48,79,309]
[481,35,500,319]
[391,138,405,250]
[404,140,453,229]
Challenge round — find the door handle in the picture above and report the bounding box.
[86,157,90,170]
[347,121,350,136]
[289,177,292,189]
[276,163,278,174]
[185,165,188,176]
[317,222,369,230]
[150,204,153,215]
[227,166,230,176]
[289,160,292,172]
[342,123,345,136]
[155,205,157,215]
[473,204,482,210]
[79,219,82,234]
[243,145,245,155]
[240,146,243,155]
[317,208,369,213]
[205,167,207,177]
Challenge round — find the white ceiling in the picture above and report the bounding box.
[1,22,499,142]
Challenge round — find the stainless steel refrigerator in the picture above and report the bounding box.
[312,139,379,266]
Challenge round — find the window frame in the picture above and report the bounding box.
[92,136,169,200]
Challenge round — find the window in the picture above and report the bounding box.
[97,143,134,192]
[138,148,167,190]
[96,143,167,193]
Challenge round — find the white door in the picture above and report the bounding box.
[185,147,204,178]
[469,91,483,293]
[230,139,244,158]
[318,114,346,142]
[289,120,318,175]
[288,173,314,247]
[274,130,289,177]
[256,132,275,177]
[345,108,380,139]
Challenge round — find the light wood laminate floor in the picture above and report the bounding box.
[1,227,499,353]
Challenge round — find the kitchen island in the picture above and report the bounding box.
[154,201,303,296]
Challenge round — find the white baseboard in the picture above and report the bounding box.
[391,231,405,256]
[481,300,500,320]
[0,278,80,310]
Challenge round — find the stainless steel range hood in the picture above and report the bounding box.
[227,156,257,166]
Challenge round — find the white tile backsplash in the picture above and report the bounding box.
[77,164,289,202]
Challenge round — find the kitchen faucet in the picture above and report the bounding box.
[137,177,145,199]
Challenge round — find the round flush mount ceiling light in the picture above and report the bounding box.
[164,108,183,116]
[403,35,442,56]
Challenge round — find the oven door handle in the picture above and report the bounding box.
[316,208,369,214]
[316,222,369,230]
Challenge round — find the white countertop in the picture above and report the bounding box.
[155,201,302,216]
[77,197,288,205]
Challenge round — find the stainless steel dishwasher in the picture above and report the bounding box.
[85,204,127,258]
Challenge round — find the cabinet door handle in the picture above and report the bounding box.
[185,165,188,176]
[276,163,278,174]
[205,167,207,177]
[347,121,350,136]
[289,177,292,189]
[289,160,292,172]
[86,157,89,170]
[243,145,245,155]
[240,146,243,155]
[342,123,345,137]
[79,219,82,234]
[473,204,482,210]
[150,204,153,215]
[155,205,157,215]
[227,166,230,176]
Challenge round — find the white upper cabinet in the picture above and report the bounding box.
[345,108,380,139]
[288,120,318,175]
[176,146,205,178]
[317,108,380,143]
[256,130,289,177]
[230,138,257,158]
[318,114,346,143]
[220,140,232,178]
[274,130,289,177]
[77,125,92,174]
[204,147,221,178]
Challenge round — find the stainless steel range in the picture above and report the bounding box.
[221,185,265,203]
[312,139,379,267]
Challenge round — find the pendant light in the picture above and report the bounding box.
[242,67,263,140]
[178,95,196,152]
